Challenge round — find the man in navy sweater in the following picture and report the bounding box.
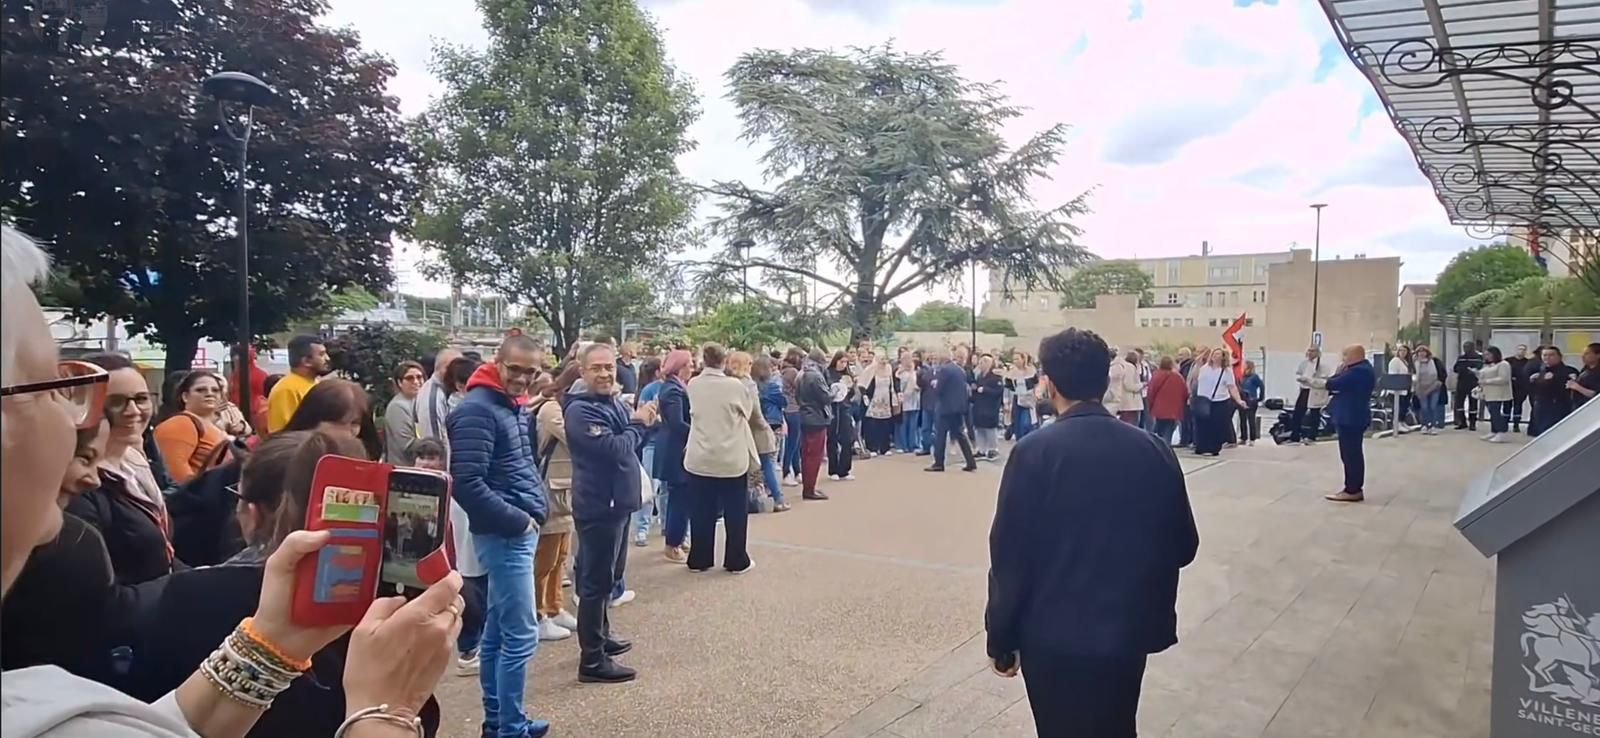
[447,334,550,738]
[986,328,1198,737]
[925,348,977,472]
[1323,344,1377,503]
[564,343,657,683]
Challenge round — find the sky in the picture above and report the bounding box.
[323,0,1484,307]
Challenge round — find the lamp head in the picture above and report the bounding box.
[202,72,277,107]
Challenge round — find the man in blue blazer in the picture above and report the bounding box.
[1322,344,1377,503]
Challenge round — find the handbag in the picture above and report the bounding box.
[1190,370,1225,420]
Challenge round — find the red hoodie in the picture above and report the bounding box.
[464,363,531,406]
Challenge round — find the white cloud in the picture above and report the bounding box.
[326,0,1484,305]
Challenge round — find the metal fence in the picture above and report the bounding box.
[1427,314,1600,366]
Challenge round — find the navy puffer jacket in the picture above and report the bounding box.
[447,368,548,537]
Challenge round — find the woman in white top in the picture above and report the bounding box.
[1291,347,1333,444]
[1385,345,1415,427]
[1193,348,1247,457]
[1475,346,1514,443]
[2,224,460,738]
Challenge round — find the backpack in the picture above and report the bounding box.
[165,453,247,567]
[527,399,560,479]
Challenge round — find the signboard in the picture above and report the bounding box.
[1311,331,1324,349]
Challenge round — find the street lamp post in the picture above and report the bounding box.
[1309,203,1327,337]
[203,71,276,412]
[970,261,978,352]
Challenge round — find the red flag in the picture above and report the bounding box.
[1222,314,1248,382]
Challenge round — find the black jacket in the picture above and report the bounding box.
[125,560,441,738]
[0,514,160,686]
[616,360,639,396]
[971,372,1004,429]
[1507,356,1531,392]
[564,391,649,521]
[654,378,691,485]
[1453,351,1484,391]
[67,468,175,585]
[986,403,1198,660]
[796,365,833,428]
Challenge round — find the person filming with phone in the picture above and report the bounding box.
[2,225,463,738]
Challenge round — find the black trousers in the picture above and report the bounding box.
[1452,383,1478,429]
[1288,388,1322,441]
[1021,652,1147,738]
[574,512,628,668]
[686,472,751,572]
[827,408,855,477]
[932,411,976,469]
[1511,385,1527,430]
[1237,407,1260,442]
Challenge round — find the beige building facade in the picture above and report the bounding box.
[983,248,1401,398]
[1399,283,1435,327]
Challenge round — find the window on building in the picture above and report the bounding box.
[1205,292,1214,307]
[1218,292,1227,307]
[1231,291,1239,305]
[1167,262,1180,283]
[1255,264,1269,280]
[1208,265,1240,283]
[1167,292,1179,305]
[1039,297,1048,309]
[1162,318,1172,327]
[1245,318,1255,327]
[1140,318,1149,327]
[1208,318,1218,327]
[1185,318,1194,327]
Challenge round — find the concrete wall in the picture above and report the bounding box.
[1399,284,1434,327]
[1262,250,1400,356]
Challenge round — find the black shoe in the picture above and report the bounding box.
[914,451,930,456]
[579,660,638,684]
[924,465,945,472]
[603,638,632,656]
[961,464,978,472]
[802,490,829,500]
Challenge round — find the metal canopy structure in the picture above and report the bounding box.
[1319,0,1600,264]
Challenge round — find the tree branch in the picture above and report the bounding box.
[689,259,854,296]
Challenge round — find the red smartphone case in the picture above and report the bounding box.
[291,456,456,627]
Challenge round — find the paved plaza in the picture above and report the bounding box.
[433,431,1511,737]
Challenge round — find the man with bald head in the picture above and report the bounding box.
[1320,344,1377,503]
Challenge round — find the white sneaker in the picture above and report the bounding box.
[828,474,841,481]
[782,475,799,487]
[843,473,856,481]
[538,619,572,641]
[552,610,577,630]
[1480,432,1495,441]
[1487,433,1505,443]
[455,650,480,676]
[609,590,636,608]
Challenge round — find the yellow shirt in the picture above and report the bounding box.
[266,372,318,433]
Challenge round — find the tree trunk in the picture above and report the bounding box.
[161,332,201,378]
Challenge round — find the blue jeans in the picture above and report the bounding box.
[474,531,541,738]
[1419,392,1445,428]
[1011,406,1034,439]
[782,413,803,477]
[896,409,922,451]
[633,445,657,540]
[758,452,784,504]
[919,406,936,453]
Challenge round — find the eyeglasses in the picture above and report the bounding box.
[106,393,154,413]
[399,374,424,383]
[0,361,110,430]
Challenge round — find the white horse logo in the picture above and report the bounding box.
[1521,595,1600,707]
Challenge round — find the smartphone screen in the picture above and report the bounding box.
[380,470,448,594]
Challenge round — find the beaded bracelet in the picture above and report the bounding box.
[198,620,311,710]
[334,705,424,738]
[240,617,313,672]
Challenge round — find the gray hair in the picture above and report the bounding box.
[578,342,615,365]
[2,226,52,388]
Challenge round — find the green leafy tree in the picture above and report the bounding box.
[1059,261,1155,309]
[901,300,972,332]
[1432,244,1543,313]
[411,0,697,355]
[685,300,784,352]
[325,323,446,410]
[975,317,1017,336]
[702,46,1090,344]
[1,0,417,371]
